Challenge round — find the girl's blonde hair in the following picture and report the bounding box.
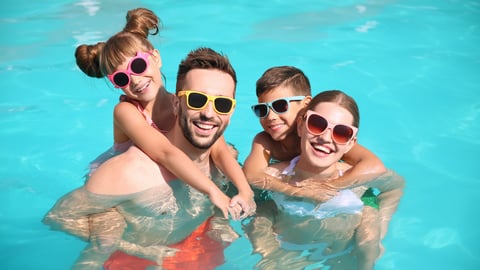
[75,8,161,78]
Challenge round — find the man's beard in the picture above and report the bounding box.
[179,108,226,149]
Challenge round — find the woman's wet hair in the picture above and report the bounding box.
[75,8,161,78]
[299,90,360,128]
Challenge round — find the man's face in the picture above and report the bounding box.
[178,69,236,149]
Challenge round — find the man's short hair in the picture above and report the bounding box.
[175,47,237,95]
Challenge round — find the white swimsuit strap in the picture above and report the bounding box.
[281,156,345,178]
[281,156,301,176]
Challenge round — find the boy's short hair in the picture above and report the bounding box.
[256,66,311,97]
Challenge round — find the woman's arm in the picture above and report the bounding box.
[354,205,382,270]
[210,136,255,217]
[114,102,232,218]
[242,200,278,258]
[365,170,405,239]
[242,200,313,269]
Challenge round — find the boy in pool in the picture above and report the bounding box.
[74,8,254,217]
[243,66,387,269]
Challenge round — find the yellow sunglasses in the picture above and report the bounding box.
[177,90,236,115]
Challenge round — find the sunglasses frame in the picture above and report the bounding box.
[177,90,236,115]
[304,110,358,144]
[107,51,152,88]
[251,96,306,118]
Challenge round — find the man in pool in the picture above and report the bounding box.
[43,47,253,269]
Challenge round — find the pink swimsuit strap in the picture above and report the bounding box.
[119,95,161,131]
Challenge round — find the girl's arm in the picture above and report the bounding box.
[114,102,232,218]
[210,136,255,216]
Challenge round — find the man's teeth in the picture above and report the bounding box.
[196,123,214,130]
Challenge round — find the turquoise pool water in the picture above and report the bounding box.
[1,0,479,269]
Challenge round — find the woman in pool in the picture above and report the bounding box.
[74,7,254,217]
[244,66,388,268]
[244,90,405,270]
[243,66,386,201]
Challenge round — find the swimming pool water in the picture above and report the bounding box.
[1,0,479,269]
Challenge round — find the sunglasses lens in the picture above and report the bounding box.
[214,98,233,114]
[333,125,354,143]
[271,99,289,114]
[130,58,148,74]
[113,72,129,87]
[307,114,328,134]
[253,104,268,118]
[187,92,208,109]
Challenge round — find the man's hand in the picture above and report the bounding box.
[230,191,256,219]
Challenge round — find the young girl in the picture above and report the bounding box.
[75,8,254,217]
[44,47,246,269]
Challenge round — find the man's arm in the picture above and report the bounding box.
[43,187,120,241]
[210,136,255,217]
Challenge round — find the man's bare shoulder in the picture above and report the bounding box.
[86,146,168,195]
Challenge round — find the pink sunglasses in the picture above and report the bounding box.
[107,51,152,88]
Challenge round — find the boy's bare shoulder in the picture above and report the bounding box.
[253,131,275,146]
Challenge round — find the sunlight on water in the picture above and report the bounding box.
[1,0,479,269]
[423,227,459,249]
